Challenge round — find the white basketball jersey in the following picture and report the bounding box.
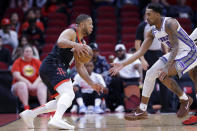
[151,17,195,51]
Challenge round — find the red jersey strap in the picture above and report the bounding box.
[76,29,82,44]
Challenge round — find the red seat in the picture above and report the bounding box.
[121,27,137,34]
[125,43,135,51]
[73,0,91,6]
[97,20,117,27]
[46,27,65,35]
[97,6,115,13]
[96,27,117,35]
[96,35,117,44]
[121,12,139,18]
[3,44,13,53]
[45,35,58,44]
[97,13,116,20]
[48,20,67,27]
[40,52,49,61]
[121,5,138,12]
[122,34,135,44]
[121,18,140,26]
[42,44,54,53]
[47,13,67,20]
[99,44,115,52]
[0,61,8,70]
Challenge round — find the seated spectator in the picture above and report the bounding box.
[10,13,21,33]
[35,7,47,29]
[169,0,193,19]
[41,0,61,16]
[12,35,39,61]
[0,18,19,49]
[11,44,47,110]
[113,44,142,112]
[20,9,44,33]
[72,61,107,114]
[89,42,111,86]
[0,36,12,67]
[22,18,45,49]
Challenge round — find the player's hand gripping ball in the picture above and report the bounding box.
[74,45,93,63]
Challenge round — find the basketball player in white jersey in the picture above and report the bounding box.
[109,3,197,120]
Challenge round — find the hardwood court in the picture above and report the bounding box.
[1,113,197,131]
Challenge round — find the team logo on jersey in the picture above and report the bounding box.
[23,65,35,77]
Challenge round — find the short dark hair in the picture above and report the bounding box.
[147,3,163,14]
[76,14,91,24]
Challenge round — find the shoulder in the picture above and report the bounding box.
[13,58,22,65]
[98,55,107,60]
[10,30,17,35]
[165,17,178,30]
[32,58,41,63]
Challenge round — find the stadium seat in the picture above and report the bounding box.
[0,61,8,70]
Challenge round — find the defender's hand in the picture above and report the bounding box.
[109,63,124,76]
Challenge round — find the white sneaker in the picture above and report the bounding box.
[19,110,36,128]
[93,106,104,114]
[79,105,87,114]
[48,118,75,130]
[115,105,125,112]
[70,105,78,113]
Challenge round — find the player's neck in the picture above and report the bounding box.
[155,17,163,30]
[76,27,84,40]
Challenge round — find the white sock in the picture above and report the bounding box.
[76,97,84,107]
[179,93,188,100]
[139,103,147,111]
[32,100,57,116]
[95,98,101,107]
[53,93,72,120]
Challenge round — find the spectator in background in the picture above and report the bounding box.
[12,35,39,61]
[41,0,60,16]
[113,44,142,112]
[21,9,44,33]
[10,13,21,33]
[72,61,107,114]
[0,36,12,67]
[35,7,47,28]
[11,44,47,110]
[169,0,193,20]
[0,18,18,49]
[89,42,111,86]
[22,18,45,50]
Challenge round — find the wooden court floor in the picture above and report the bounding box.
[1,113,197,131]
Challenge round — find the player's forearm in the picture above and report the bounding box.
[122,49,144,67]
[57,39,78,49]
[13,72,30,84]
[135,40,146,61]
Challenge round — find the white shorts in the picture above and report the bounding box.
[160,47,197,77]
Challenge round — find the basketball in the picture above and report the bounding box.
[74,45,93,63]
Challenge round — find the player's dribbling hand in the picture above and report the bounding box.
[109,63,124,76]
[73,44,89,57]
[91,83,104,95]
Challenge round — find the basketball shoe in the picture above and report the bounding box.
[177,95,193,118]
[124,107,148,121]
[182,113,197,125]
[48,117,75,130]
[19,110,36,128]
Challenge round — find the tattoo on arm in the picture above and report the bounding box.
[165,20,179,68]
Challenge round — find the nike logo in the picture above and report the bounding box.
[134,112,144,116]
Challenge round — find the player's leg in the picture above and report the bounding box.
[48,80,75,130]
